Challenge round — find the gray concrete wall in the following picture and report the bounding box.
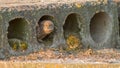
[0,0,119,59]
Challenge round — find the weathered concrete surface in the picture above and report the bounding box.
[114,0,120,49]
[0,0,119,59]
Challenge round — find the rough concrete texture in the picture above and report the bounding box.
[0,0,119,59]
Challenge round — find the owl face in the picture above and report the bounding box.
[42,20,54,34]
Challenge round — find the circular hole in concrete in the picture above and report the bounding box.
[63,13,82,49]
[7,18,29,50]
[36,15,55,46]
[90,12,112,43]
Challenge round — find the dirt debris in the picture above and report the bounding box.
[7,48,120,63]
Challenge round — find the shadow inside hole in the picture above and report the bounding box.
[36,15,56,46]
[42,31,54,46]
[7,18,29,51]
[90,12,112,43]
[63,13,82,49]
[118,17,120,36]
[63,13,80,39]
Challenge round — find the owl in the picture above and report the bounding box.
[36,20,54,42]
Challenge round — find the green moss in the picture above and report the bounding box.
[8,39,28,51]
[8,39,20,50]
[12,43,19,51]
[66,35,82,51]
[19,41,28,51]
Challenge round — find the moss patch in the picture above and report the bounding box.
[66,35,82,50]
[8,39,28,51]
